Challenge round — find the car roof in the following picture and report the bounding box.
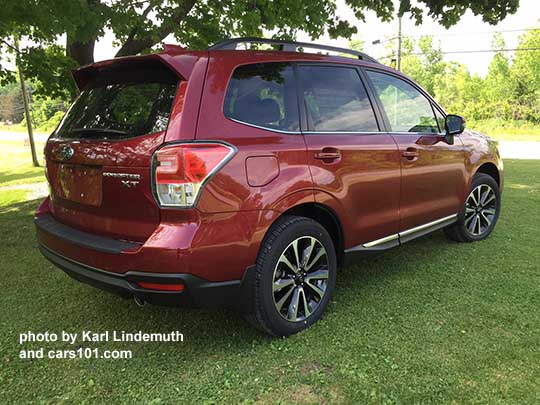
[72,38,407,91]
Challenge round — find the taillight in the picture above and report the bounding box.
[153,142,235,207]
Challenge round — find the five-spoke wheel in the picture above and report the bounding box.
[464,184,497,237]
[273,236,329,322]
[445,173,500,242]
[245,216,337,336]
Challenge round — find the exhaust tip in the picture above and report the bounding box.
[134,296,146,307]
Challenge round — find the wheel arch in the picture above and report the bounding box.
[264,202,345,268]
[475,162,500,187]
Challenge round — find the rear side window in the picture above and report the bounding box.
[366,70,439,133]
[56,65,178,140]
[298,65,379,132]
[224,63,299,132]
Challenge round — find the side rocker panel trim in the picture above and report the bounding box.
[345,214,458,253]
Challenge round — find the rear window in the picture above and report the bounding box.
[55,65,178,140]
[224,62,299,132]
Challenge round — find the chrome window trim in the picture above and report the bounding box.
[226,117,301,134]
[386,132,445,136]
[226,118,389,135]
[303,131,384,135]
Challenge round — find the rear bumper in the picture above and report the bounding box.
[35,214,141,254]
[38,243,253,309]
[34,204,259,310]
[35,197,264,282]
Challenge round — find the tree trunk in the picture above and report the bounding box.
[115,38,155,58]
[67,37,95,67]
[66,34,96,99]
[115,0,197,58]
[14,37,40,167]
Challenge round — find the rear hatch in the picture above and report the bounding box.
[45,58,182,242]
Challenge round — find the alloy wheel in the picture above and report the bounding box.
[272,236,329,322]
[464,184,497,237]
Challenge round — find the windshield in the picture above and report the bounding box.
[55,67,178,140]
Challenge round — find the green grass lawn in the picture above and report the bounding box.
[1,153,539,403]
[0,141,45,188]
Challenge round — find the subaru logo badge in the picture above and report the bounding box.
[60,145,74,161]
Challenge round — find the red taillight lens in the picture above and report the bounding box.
[153,143,235,207]
[137,282,185,292]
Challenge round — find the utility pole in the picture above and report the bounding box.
[397,15,402,71]
[14,39,39,167]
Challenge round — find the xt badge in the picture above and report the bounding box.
[103,172,141,188]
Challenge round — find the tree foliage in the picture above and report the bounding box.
[0,82,24,123]
[0,80,67,130]
[1,0,519,99]
[396,28,540,125]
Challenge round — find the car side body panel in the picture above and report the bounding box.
[35,47,504,292]
[194,52,317,215]
[390,133,468,231]
[459,130,504,192]
[304,133,401,249]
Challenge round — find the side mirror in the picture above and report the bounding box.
[445,114,465,135]
[444,114,465,145]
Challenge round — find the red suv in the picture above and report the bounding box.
[35,38,503,336]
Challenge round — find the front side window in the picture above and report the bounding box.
[433,107,446,134]
[56,66,178,140]
[224,63,299,131]
[298,65,379,132]
[367,70,439,133]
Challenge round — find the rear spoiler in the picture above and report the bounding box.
[72,51,208,91]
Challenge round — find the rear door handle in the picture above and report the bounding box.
[314,148,341,162]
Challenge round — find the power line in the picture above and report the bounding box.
[371,27,540,43]
[406,27,540,39]
[367,27,540,51]
[409,47,540,55]
[376,47,540,63]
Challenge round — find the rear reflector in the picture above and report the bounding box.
[137,282,185,292]
[153,142,235,207]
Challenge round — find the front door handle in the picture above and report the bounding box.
[314,148,341,162]
[315,152,341,160]
[402,148,419,160]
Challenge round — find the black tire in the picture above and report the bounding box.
[244,216,337,336]
[444,173,501,242]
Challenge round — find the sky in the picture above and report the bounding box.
[297,0,540,77]
[5,0,540,78]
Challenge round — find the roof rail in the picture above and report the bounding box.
[209,37,380,64]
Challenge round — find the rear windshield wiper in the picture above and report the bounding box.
[70,128,128,135]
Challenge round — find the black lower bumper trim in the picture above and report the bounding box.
[39,244,245,309]
[35,214,141,254]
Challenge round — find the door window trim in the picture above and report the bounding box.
[431,103,446,134]
[362,67,448,136]
[226,117,301,134]
[295,62,384,134]
[222,61,302,134]
[221,61,447,136]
